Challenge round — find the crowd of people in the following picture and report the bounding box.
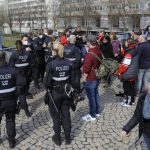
[0,23,150,149]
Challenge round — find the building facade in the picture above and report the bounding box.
[6,0,47,32]
[5,0,150,32]
[58,0,150,31]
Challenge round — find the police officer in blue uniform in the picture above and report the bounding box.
[9,40,31,118]
[45,43,74,146]
[0,51,21,149]
[43,30,53,64]
[21,34,34,99]
[64,35,82,93]
[33,30,45,88]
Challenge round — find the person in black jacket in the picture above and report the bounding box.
[0,51,23,149]
[9,40,32,118]
[100,35,114,59]
[64,35,82,93]
[21,34,34,99]
[45,43,73,146]
[121,78,150,149]
[33,30,45,88]
[73,26,83,50]
[136,34,150,94]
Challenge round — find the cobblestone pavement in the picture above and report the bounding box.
[0,79,148,150]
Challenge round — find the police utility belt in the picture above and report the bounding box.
[52,84,74,98]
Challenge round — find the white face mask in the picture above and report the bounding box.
[44,33,48,36]
[39,35,43,39]
[23,41,28,46]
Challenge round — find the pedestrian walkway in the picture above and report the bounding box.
[0,79,148,150]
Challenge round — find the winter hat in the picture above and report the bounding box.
[87,35,97,44]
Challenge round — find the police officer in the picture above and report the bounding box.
[45,43,73,146]
[9,40,31,118]
[33,30,45,88]
[21,34,34,99]
[43,29,54,63]
[64,35,82,93]
[0,51,20,149]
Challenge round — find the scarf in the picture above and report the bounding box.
[143,94,150,120]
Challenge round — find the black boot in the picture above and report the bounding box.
[8,139,16,149]
[26,92,33,99]
[34,82,40,89]
[65,134,71,145]
[52,135,61,146]
[25,110,31,118]
[115,92,125,97]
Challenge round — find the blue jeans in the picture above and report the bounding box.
[143,134,150,149]
[84,80,100,118]
[137,69,150,93]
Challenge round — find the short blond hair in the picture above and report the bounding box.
[53,42,64,58]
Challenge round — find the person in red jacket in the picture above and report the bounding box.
[116,38,138,107]
[60,32,67,46]
[82,35,101,122]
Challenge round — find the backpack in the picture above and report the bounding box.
[122,55,139,80]
[88,52,119,79]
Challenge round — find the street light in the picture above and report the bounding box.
[140,0,145,29]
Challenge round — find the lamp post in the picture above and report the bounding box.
[140,0,145,29]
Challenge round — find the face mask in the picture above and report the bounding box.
[23,41,28,46]
[39,35,43,39]
[44,33,48,36]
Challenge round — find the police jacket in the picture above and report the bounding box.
[45,57,72,89]
[33,37,45,59]
[9,49,31,72]
[0,64,17,100]
[44,36,53,62]
[64,43,82,69]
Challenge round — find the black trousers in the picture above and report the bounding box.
[48,89,71,138]
[33,62,46,85]
[17,72,29,111]
[0,99,17,140]
[123,80,136,104]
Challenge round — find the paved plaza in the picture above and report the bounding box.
[0,79,148,150]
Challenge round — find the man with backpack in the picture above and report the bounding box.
[82,35,101,122]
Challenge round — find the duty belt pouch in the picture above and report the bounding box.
[65,84,74,98]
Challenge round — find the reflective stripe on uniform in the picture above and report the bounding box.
[0,87,16,94]
[67,58,76,61]
[15,63,29,67]
[52,76,69,81]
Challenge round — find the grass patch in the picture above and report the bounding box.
[3,39,15,47]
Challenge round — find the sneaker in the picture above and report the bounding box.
[26,92,33,99]
[96,114,100,118]
[120,98,127,105]
[82,114,96,122]
[82,114,91,120]
[121,103,131,107]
